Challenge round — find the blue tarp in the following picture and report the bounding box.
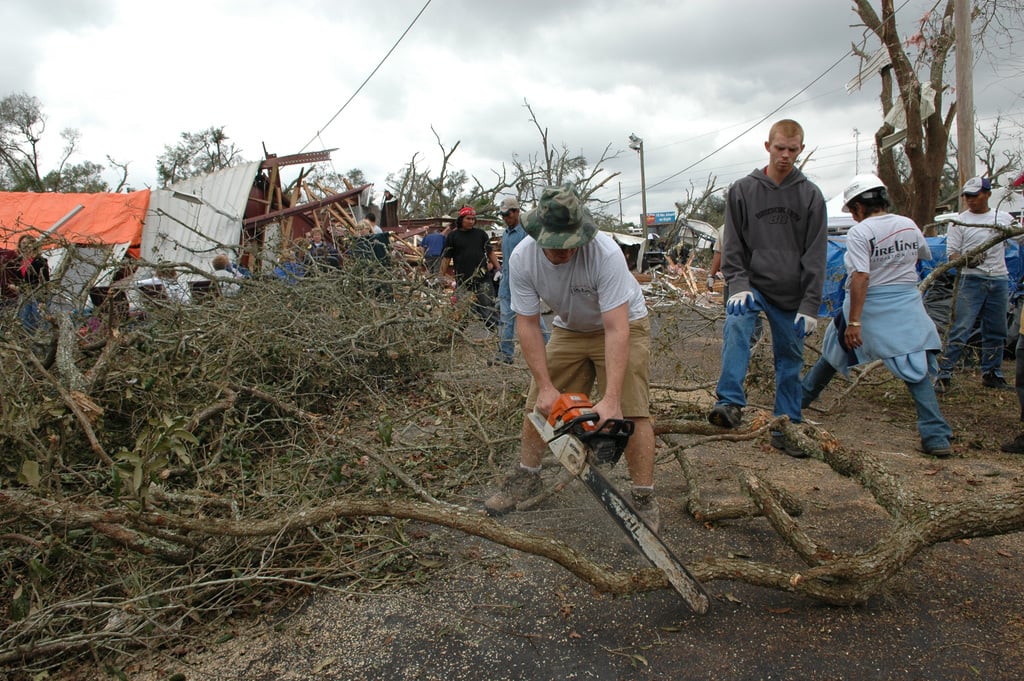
[819,235,1024,318]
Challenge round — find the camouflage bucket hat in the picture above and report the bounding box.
[523,183,599,249]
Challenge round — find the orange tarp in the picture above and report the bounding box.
[0,190,150,251]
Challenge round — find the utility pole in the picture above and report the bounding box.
[955,0,975,209]
[629,134,648,237]
[853,128,860,174]
[618,181,623,227]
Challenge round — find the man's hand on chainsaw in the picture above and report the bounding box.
[590,397,623,429]
[533,385,562,418]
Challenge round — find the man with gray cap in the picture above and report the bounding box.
[484,183,659,531]
[493,196,549,364]
[935,176,1019,391]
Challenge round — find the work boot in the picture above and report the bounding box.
[921,440,952,458]
[707,403,742,428]
[484,466,542,516]
[1000,434,1024,454]
[982,373,1013,390]
[771,431,808,458]
[933,377,950,394]
[631,489,661,534]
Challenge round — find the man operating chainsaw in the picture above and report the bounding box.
[483,183,659,531]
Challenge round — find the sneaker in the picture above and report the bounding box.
[484,466,542,516]
[982,373,1013,390]
[1000,434,1024,454]
[631,490,661,534]
[708,403,743,428]
[933,377,950,394]
[922,440,952,458]
[770,431,808,458]
[487,355,513,366]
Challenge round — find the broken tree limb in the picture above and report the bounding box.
[741,473,839,565]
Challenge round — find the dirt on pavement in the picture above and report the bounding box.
[125,344,1024,681]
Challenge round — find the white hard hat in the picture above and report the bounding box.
[841,173,887,212]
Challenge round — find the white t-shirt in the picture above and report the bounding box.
[212,269,243,297]
[844,213,929,288]
[947,208,1017,278]
[510,232,647,332]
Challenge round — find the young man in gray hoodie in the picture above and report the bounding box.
[707,119,828,455]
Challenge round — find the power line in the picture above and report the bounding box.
[620,49,855,203]
[617,0,927,204]
[299,0,434,153]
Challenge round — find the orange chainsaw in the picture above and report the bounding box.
[546,393,634,466]
[531,393,710,614]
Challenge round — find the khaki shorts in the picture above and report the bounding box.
[526,317,651,417]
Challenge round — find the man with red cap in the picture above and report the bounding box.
[442,205,500,328]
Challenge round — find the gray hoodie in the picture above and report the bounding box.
[721,167,827,316]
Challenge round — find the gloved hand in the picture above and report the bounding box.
[795,313,818,336]
[493,269,503,282]
[706,276,715,291]
[726,291,754,315]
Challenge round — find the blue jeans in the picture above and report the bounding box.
[802,355,952,450]
[715,288,805,423]
[1015,335,1024,421]
[18,299,43,333]
[497,296,549,360]
[938,274,1008,379]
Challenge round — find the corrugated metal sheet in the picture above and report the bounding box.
[140,161,262,277]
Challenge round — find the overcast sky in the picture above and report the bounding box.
[3,0,1022,221]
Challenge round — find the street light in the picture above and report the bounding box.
[628,133,648,237]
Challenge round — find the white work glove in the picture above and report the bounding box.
[726,291,754,316]
[706,276,715,291]
[795,313,818,336]
[493,269,503,282]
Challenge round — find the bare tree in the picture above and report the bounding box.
[673,175,724,222]
[852,0,1023,234]
[386,103,623,219]
[512,99,621,208]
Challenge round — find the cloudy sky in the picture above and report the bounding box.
[3,0,1022,221]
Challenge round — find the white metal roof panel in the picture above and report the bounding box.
[140,161,262,276]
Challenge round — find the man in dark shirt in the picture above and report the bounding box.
[707,119,827,458]
[442,206,499,329]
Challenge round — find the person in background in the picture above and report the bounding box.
[136,265,192,305]
[272,248,305,285]
[211,254,244,297]
[351,219,393,267]
[493,197,548,364]
[442,206,499,329]
[420,223,447,274]
[6,234,50,332]
[800,174,952,458]
[483,183,660,532]
[707,119,828,458]
[304,227,340,271]
[706,228,724,293]
[366,212,383,235]
[1001,309,1024,453]
[380,189,400,230]
[934,176,1018,393]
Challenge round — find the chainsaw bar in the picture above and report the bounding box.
[530,411,710,614]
